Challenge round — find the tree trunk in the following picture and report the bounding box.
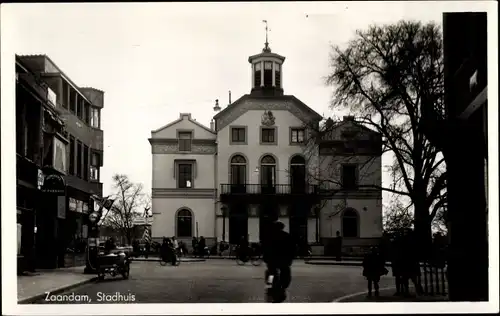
[413,198,433,260]
[444,121,488,301]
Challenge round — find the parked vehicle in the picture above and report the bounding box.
[96,248,131,280]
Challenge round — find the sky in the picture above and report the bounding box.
[1,1,491,200]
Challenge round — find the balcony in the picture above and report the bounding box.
[219,184,320,204]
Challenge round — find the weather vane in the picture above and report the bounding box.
[262,20,271,52]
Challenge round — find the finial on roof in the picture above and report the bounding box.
[262,20,271,53]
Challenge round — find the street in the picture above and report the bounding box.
[35,259,394,303]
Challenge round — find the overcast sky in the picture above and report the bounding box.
[2,1,492,200]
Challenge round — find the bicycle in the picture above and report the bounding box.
[265,268,286,303]
[236,246,262,266]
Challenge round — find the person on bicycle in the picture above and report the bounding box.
[197,236,206,256]
[160,237,172,263]
[262,221,295,302]
[171,236,179,254]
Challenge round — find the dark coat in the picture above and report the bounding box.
[262,230,295,267]
[363,252,387,280]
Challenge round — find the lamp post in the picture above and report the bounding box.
[315,206,320,243]
[221,205,228,242]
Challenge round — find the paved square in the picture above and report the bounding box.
[34,260,394,303]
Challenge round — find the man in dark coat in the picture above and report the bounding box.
[262,221,296,302]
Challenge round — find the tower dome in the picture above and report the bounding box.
[248,21,285,97]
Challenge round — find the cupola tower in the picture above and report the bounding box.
[248,20,285,97]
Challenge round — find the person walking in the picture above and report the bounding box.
[191,237,198,257]
[198,236,206,257]
[400,229,424,296]
[362,246,388,298]
[391,232,404,296]
[171,236,179,255]
[262,221,296,303]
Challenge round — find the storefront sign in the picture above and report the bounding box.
[42,174,66,195]
[69,198,77,212]
[37,170,44,190]
[57,195,66,219]
[88,238,97,247]
[76,200,83,213]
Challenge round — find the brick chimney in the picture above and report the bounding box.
[210,119,215,131]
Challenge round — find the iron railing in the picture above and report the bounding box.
[220,184,319,195]
[418,261,448,296]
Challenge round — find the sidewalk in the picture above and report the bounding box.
[18,266,96,304]
[305,258,365,266]
[334,288,449,302]
[131,257,206,262]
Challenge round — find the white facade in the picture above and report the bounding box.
[149,44,383,249]
[149,113,217,244]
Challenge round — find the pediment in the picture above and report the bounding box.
[214,95,322,131]
[151,113,215,139]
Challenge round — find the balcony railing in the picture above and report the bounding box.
[220,184,319,195]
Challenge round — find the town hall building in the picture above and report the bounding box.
[148,40,383,254]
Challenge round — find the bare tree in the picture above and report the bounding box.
[315,20,447,253]
[103,174,146,245]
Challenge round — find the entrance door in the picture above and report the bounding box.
[289,204,308,247]
[229,204,248,244]
[259,203,279,242]
[290,156,306,193]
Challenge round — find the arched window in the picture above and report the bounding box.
[176,209,193,237]
[260,155,277,193]
[290,155,305,165]
[230,155,247,193]
[342,208,359,238]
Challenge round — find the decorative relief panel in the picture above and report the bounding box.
[152,144,216,154]
[216,99,312,131]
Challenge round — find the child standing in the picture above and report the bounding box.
[362,246,389,297]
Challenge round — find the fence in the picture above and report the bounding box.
[417,261,448,296]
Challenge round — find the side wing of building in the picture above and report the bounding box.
[318,117,383,249]
[149,113,217,246]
